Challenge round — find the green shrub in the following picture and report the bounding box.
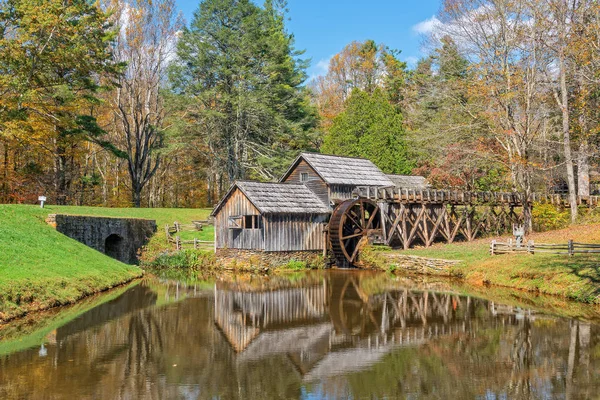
[145,249,216,270]
[285,260,308,270]
[532,203,569,231]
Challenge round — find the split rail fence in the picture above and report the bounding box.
[490,239,600,256]
[165,220,214,251]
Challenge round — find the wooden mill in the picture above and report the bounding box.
[212,152,582,267]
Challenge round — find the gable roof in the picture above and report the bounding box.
[386,174,429,190]
[281,153,395,187]
[212,181,330,216]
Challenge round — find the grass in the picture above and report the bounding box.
[382,223,600,304]
[0,204,213,322]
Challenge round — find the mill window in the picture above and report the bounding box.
[243,215,261,229]
[300,172,309,182]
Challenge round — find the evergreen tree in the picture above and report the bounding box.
[169,0,317,188]
[321,88,412,174]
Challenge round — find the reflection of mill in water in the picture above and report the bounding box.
[214,272,513,379]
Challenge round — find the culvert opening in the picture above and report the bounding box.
[104,234,124,261]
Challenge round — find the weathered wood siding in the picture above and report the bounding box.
[264,214,327,251]
[214,188,264,250]
[329,184,357,201]
[283,159,329,205]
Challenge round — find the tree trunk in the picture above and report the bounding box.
[558,53,578,223]
[577,140,590,197]
[1,140,8,201]
[54,144,68,205]
[131,185,142,208]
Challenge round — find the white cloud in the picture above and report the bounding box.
[412,16,442,35]
[315,56,332,75]
[307,55,333,82]
[405,56,419,67]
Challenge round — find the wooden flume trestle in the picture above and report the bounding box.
[355,186,600,207]
[329,187,539,266]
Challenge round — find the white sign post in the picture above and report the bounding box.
[38,196,47,208]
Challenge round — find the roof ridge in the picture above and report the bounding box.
[300,152,380,162]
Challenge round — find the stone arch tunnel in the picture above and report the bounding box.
[47,214,157,264]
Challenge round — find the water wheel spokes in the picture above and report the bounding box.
[330,198,381,267]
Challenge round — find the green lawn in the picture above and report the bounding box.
[0,204,213,322]
[385,224,600,304]
[47,205,212,228]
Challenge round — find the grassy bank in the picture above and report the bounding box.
[0,205,147,321]
[379,223,600,304]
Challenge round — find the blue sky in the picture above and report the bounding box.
[175,0,442,79]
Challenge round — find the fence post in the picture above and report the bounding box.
[568,239,574,256]
[176,236,181,251]
[175,221,180,232]
[527,240,534,255]
[194,238,198,250]
[490,240,496,255]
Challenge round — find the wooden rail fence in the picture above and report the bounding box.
[490,239,600,255]
[164,220,214,251]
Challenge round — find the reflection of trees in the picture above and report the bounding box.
[507,318,533,398]
[566,321,593,400]
[118,309,165,398]
[1,275,600,400]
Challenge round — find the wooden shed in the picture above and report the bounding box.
[211,181,330,252]
[280,153,396,205]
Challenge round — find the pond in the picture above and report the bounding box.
[0,270,599,399]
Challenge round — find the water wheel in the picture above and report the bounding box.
[329,198,381,267]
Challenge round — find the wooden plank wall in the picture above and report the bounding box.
[214,188,265,250]
[282,159,329,205]
[264,214,327,251]
[329,184,356,201]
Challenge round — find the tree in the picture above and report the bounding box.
[434,0,552,231]
[406,37,504,191]
[170,0,317,196]
[0,0,120,204]
[311,40,407,128]
[100,0,182,207]
[543,0,581,222]
[321,88,412,174]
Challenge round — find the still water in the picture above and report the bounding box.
[1,270,599,399]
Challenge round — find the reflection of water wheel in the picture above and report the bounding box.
[329,199,381,267]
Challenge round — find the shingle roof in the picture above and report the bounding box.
[386,174,429,190]
[284,153,395,186]
[212,181,330,216]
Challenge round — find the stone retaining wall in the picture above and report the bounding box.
[215,249,324,269]
[48,214,156,264]
[382,253,461,275]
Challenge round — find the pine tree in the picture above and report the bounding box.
[321,88,412,174]
[169,0,317,190]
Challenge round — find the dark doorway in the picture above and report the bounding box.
[105,234,125,261]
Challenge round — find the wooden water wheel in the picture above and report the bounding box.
[329,198,381,267]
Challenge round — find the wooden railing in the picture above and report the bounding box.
[356,186,600,207]
[164,221,214,251]
[490,239,600,255]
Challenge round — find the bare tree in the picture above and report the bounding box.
[542,0,582,222]
[105,0,182,207]
[437,0,550,231]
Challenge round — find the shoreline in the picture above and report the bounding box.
[0,272,143,324]
[362,224,600,305]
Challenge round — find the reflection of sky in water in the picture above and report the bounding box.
[0,271,599,400]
